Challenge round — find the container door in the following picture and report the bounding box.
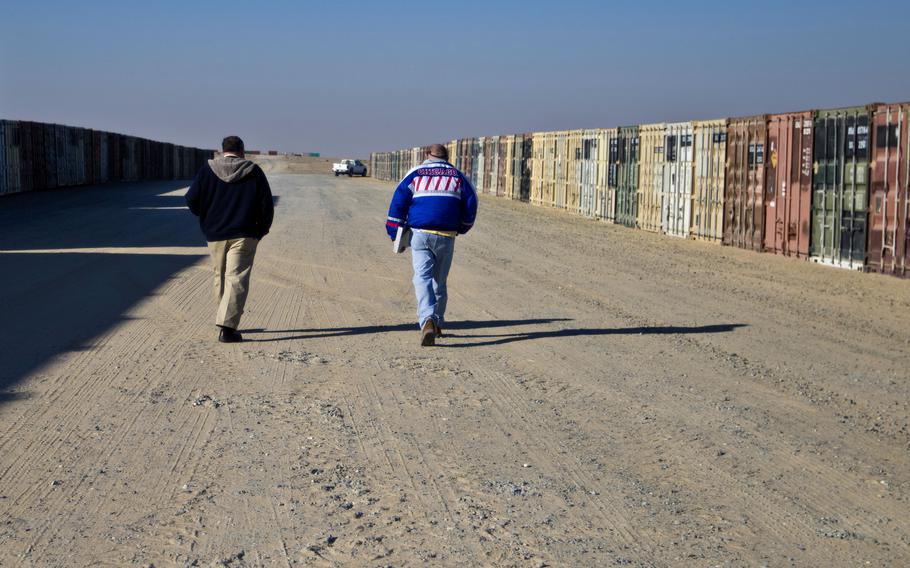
[868,104,909,276]
[811,110,871,268]
[791,116,814,258]
[0,122,7,195]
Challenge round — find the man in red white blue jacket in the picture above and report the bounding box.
[386,144,478,346]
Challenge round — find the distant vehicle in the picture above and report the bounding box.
[333,159,367,177]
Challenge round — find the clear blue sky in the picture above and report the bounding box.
[2,0,908,157]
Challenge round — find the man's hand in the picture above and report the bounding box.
[386,221,400,240]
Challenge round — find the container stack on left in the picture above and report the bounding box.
[0,120,214,196]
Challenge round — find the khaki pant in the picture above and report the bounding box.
[208,237,259,329]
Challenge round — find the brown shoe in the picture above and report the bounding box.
[420,320,436,346]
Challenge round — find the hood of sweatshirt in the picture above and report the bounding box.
[208,155,257,183]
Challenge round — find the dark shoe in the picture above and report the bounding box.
[218,327,243,343]
[433,321,443,338]
[420,320,436,346]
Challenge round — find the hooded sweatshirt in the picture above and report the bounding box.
[186,155,274,241]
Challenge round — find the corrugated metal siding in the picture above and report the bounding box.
[0,121,8,195]
[0,120,213,197]
[564,130,583,214]
[765,112,814,258]
[369,99,910,279]
[692,119,727,242]
[811,105,874,268]
[596,128,617,222]
[613,126,640,228]
[7,122,22,194]
[724,115,768,251]
[637,123,666,232]
[867,102,910,277]
[661,122,695,238]
[578,129,600,218]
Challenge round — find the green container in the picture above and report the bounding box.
[611,126,640,228]
[811,105,875,268]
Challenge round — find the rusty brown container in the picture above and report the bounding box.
[764,111,814,258]
[867,102,910,277]
[724,115,768,250]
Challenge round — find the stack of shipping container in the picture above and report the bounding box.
[0,120,212,197]
[370,100,910,278]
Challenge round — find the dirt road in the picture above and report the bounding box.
[1,170,908,567]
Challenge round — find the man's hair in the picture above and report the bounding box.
[222,136,245,154]
[427,143,448,161]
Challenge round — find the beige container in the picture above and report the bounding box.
[447,139,458,166]
[692,119,728,242]
[552,131,569,209]
[502,134,517,200]
[637,122,666,232]
[563,129,584,214]
[596,128,618,221]
[530,131,557,208]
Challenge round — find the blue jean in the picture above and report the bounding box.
[410,231,456,329]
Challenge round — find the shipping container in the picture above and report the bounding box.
[692,119,727,241]
[473,137,486,194]
[611,126,640,228]
[500,135,518,200]
[552,131,570,210]
[481,136,496,195]
[578,129,600,218]
[530,131,556,208]
[810,105,875,268]
[52,125,65,187]
[83,128,95,186]
[34,122,48,190]
[637,123,666,232]
[593,128,614,222]
[490,136,502,196]
[6,122,22,194]
[496,135,509,197]
[867,102,910,277]
[446,139,458,170]
[0,121,8,195]
[724,115,768,251]
[661,121,695,238]
[76,128,88,185]
[564,130,583,214]
[520,135,532,202]
[19,121,35,193]
[764,111,814,258]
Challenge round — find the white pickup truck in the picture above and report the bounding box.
[332,159,367,177]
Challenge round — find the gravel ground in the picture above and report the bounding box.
[0,169,907,567]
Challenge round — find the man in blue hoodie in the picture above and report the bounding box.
[186,136,274,343]
[386,144,478,346]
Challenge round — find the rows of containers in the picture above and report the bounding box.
[0,120,214,196]
[371,102,910,278]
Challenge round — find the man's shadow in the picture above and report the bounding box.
[436,323,746,347]
[240,318,572,342]
[240,319,745,346]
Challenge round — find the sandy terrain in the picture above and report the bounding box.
[0,169,908,567]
